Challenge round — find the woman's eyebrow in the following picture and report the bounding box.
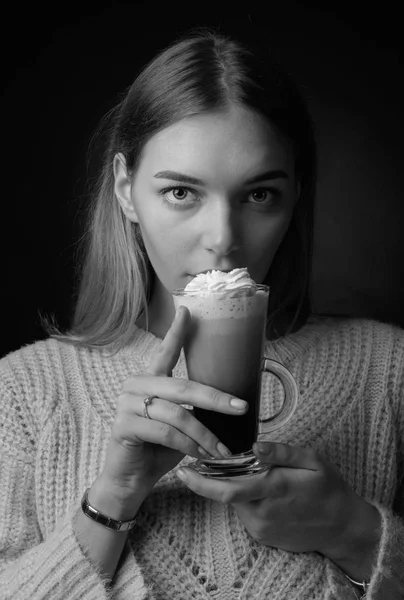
[154,170,204,185]
[153,169,289,186]
[245,169,289,184]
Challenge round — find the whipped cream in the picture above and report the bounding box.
[184,268,256,296]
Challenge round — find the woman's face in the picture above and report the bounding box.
[114,104,300,330]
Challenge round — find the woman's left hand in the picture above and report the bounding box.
[175,441,381,565]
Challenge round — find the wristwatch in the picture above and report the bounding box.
[81,488,137,532]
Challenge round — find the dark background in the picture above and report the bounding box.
[1,1,403,358]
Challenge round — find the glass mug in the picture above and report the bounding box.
[172,284,298,478]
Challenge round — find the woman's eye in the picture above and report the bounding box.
[248,189,279,204]
[160,186,198,206]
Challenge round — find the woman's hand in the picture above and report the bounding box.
[176,441,381,580]
[99,306,248,506]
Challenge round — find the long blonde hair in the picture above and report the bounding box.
[44,29,317,355]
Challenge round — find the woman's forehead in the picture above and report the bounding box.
[136,106,294,180]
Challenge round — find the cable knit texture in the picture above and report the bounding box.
[1,316,404,599]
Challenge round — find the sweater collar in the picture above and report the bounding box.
[125,315,326,373]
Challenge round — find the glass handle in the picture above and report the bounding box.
[258,358,298,433]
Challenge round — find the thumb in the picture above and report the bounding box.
[145,305,191,377]
[253,441,320,471]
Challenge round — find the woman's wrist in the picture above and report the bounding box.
[73,475,150,582]
[323,499,381,583]
[88,473,150,522]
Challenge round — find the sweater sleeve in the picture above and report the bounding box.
[365,323,404,599]
[364,503,404,599]
[326,322,404,599]
[0,375,113,600]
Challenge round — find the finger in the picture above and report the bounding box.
[121,377,248,415]
[118,413,214,460]
[118,393,231,459]
[175,467,272,503]
[253,441,320,471]
[146,306,190,376]
[176,463,318,503]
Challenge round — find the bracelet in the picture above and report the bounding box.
[344,572,370,597]
[81,488,137,532]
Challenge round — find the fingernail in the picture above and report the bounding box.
[257,442,271,454]
[230,398,248,411]
[217,442,232,458]
[176,468,188,481]
[198,446,212,458]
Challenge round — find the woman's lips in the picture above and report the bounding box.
[189,268,234,277]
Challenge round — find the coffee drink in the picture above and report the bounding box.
[173,268,298,478]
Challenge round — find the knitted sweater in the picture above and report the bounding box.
[1,317,404,600]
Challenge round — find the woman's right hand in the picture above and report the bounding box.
[95,306,248,513]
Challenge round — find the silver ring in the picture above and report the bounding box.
[143,395,157,419]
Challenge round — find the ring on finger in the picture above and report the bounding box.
[143,395,158,419]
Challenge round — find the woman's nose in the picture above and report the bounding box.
[201,201,240,256]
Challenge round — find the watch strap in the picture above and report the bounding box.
[344,572,370,598]
[81,487,137,532]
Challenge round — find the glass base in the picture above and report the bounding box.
[188,450,270,479]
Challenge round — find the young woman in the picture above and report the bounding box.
[1,30,403,599]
